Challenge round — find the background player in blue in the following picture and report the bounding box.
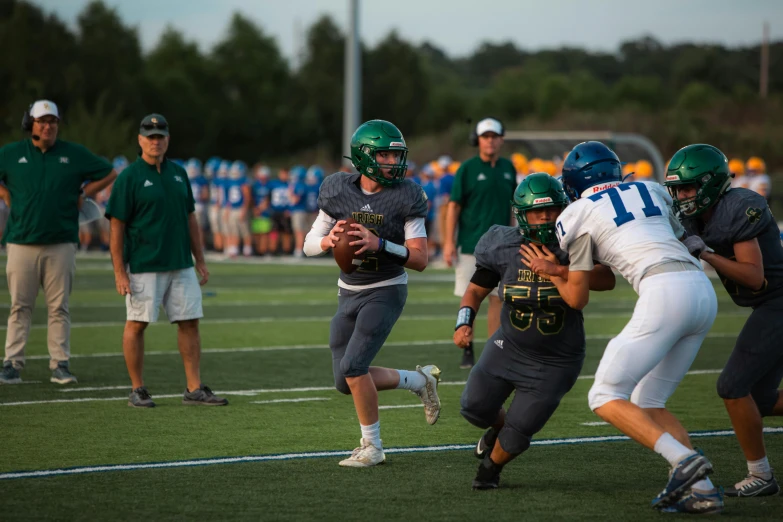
[186,158,208,244]
[419,167,438,258]
[303,120,440,468]
[251,164,271,257]
[665,144,783,499]
[223,160,252,257]
[288,165,309,258]
[268,168,292,255]
[209,159,229,252]
[530,142,721,513]
[304,165,323,229]
[455,174,615,490]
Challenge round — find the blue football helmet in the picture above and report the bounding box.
[289,164,307,183]
[185,158,202,179]
[229,160,248,179]
[561,141,623,201]
[305,165,324,185]
[204,156,221,180]
[112,155,129,173]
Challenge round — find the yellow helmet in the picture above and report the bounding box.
[511,152,528,174]
[622,162,636,177]
[528,158,544,175]
[448,161,461,174]
[728,158,745,176]
[635,160,653,178]
[429,160,444,176]
[746,156,766,173]
[542,160,557,176]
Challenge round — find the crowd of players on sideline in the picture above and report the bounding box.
[0,153,768,257]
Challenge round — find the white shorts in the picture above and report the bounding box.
[291,211,309,233]
[588,270,717,410]
[126,267,204,323]
[454,250,499,298]
[225,208,250,239]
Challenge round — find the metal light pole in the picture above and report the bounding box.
[342,0,361,166]
[760,22,770,99]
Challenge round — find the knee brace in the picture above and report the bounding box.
[751,389,779,417]
[588,381,631,411]
[497,425,531,456]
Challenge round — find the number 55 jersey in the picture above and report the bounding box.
[555,181,699,293]
[474,225,585,365]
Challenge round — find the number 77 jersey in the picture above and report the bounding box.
[555,181,700,293]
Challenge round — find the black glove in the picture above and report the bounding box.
[683,235,714,259]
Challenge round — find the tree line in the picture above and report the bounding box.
[1,0,781,167]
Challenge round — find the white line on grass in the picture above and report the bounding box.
[32,332,741,362]
[581,422,610,426]
[1,312,750,331]
[6,368,726,405]
[249,398,330,405]
[2,427,781,481]
[379,404,422,410]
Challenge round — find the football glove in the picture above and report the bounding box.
[683,235,714,259]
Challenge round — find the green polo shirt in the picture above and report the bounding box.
[0,139,112,245]
[450,155,517,254]
[105,157,196,274]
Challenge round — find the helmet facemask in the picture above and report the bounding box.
[354,145,408,187]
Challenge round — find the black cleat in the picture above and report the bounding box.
[461,346,475,369]
[725,473,780,497]
[472,455,502,490]
[474,427,498,460]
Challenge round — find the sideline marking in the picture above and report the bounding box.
[2,428,781,481]
[249,397,330,405]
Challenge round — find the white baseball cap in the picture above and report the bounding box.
[30,100,59,119]
[476,118,503,136]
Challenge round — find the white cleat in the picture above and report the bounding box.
[339,438,385,468]
[413,364,441,425]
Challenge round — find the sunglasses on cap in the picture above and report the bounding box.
[141,122,168,131]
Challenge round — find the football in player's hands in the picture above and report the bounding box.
[333,217,364,273]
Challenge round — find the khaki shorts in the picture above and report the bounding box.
[454,250,499,298]
[225,208,250,238]
[291,211,309,233]
[208,206,222,236]
[126,267,203,323]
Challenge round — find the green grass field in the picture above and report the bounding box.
[1,257,781,521]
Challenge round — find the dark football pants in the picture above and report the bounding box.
[460,331,584,455]
[329,284,407,394]
[717,295,783,416]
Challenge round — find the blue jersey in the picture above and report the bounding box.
[252,180,271,217]
[209,178,223,205]
[290,181,308,212]
[191,176,209,204]
[305,184,320,213]
[224,178,247,209]
[438,173,454,202]
[422,180,437,221]
[268,179,291,212]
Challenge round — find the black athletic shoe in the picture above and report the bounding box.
[725,473,780,497]
[472,455,502,490]
[461,346,475,369]
[182,385,228,406]
[474,427,498,460]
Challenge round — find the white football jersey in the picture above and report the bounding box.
[731,176,750,189]
[556,181,699,293]
[748,174,771,199]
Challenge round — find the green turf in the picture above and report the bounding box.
[0,258,780,520]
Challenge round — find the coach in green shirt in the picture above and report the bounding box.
[444,117,516,369]
[0,100,116,385]
[106,113,226,408]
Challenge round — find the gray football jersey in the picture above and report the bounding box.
[683,188,783,307]
[475,225,586,364]
[318,172,428,285]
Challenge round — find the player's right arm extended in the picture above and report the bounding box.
[303,210,338,256]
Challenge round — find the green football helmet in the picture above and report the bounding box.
[664,144,731,217]
[512,173,569,244]
[346,120,408,186]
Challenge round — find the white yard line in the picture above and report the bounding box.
[0,312,750,331]
[27,332,741,362]
[2,427,781,480]
[378,404,422,410]
[4,369,726,406]
[581,422,610,426]
[249,398,331,405]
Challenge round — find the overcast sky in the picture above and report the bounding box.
[39,0,782,61]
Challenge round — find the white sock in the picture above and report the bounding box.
[748,456,772,478]
[360,421,381,449]
[395,369,426,391]
[692,478,715,492]
[654,433,696,467]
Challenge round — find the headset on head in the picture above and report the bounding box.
[468,117,505,147]
[21,101,61,140]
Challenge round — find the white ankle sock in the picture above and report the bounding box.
[396,369,426,391]
[748,456,772,478]
[654,433,696,467]
[361,421,381,449]
[692,478,715,492]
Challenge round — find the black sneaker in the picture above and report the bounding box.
[725,472,780,497]
[182,385,228,406]
[472,455,502,490]
[128,386,155,408]
[474,427,498,460]
[50,361,78,384]
[0,362,22,384]
[460,345,475,370]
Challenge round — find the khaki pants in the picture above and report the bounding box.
[4,243,76,370]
